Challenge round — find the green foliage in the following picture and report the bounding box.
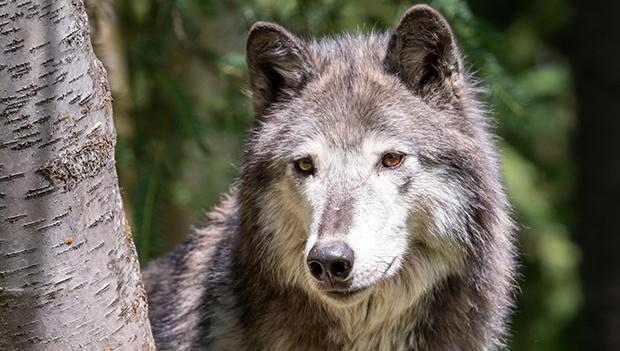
[95,0,577,349]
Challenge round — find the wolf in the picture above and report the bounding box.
[142,4,517,351]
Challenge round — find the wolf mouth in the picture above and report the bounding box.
[324,288,368,300]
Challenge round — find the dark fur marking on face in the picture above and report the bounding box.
[317,195,355,239]
[399,177,414,194]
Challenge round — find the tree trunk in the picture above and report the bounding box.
[0,1,154,349]
[571,0,620,349]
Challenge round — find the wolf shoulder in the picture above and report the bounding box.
[142,194,242,350]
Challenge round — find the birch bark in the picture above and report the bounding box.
[0,0,154,349]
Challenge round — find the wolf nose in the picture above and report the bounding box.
[307,241,354,283]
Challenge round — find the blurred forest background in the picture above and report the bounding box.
[84,0,619,350]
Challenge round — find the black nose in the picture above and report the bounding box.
[307,241,354,282]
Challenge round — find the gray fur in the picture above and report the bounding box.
[143,5,517,351]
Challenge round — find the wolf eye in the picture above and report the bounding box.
[381,152,404,168]
[295,157,315,175]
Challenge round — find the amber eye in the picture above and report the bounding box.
[295,157,315,175]
[381,152,404,168]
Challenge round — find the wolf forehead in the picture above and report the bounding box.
[256,34,439,132]
[248,43,441,160]
[244,6,489,170]
[305,33,400,96]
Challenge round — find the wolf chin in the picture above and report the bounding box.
[143,4,517,351]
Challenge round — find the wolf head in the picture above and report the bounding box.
[239,5,512,311]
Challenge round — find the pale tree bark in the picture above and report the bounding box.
[0,1,154,350]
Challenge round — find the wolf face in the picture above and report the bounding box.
[241,5,506,311]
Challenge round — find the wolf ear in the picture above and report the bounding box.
[385,5,464,107]
[246,22,315,117]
